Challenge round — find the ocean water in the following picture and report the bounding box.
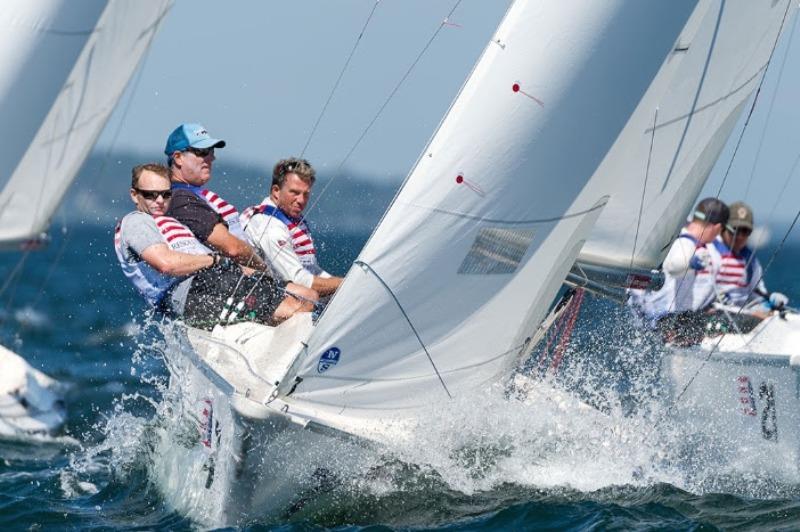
[2,223,800,531]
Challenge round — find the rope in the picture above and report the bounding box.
[549,289,584,373]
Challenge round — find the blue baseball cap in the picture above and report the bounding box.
[164,123,226,156]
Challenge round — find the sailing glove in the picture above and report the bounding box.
[768,292,789,309]
[689,247,711,271]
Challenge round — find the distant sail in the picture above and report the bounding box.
[579,0,792,270]
[280,1,699,423]
[0,0,172,248]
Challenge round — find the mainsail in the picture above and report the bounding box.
[279,1,702,423]
[579,0,793,271]
[0,0,172,248]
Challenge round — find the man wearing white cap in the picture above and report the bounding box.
[164,123,267,271]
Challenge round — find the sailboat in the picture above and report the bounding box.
[150,0,794,525]
[0,0,171,438]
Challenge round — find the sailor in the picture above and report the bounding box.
[164,123,268,271]
[709,201,788,317]
[115,163,316,329]
[241,158,344,297]
[628,197,729,345]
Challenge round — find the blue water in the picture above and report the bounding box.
[2,223,800,530]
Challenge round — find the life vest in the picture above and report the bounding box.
[114,213,210,306]
[712,238,755,288]
[171,183,248,242]
[711,237,759,306]
[241,199,318,271]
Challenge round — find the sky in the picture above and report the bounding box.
[95,0,800,231]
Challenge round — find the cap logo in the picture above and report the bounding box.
[737,207,748,218]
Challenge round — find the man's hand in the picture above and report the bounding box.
[768,292,789,309]
[689,247,711,271]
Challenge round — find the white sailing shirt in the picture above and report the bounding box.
[629,229,721,322]
[114,212,210,306]
[241,197,330,288]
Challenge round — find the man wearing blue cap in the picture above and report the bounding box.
[164,123,267,271]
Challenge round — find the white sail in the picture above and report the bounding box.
[278,0,699,423]
[0,0,172,248]
[579,0,793,270]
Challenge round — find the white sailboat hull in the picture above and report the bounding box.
[0,344,66,439]
[152,315,363,526]
[661,313,800,468]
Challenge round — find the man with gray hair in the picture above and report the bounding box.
[164,122,267,271]
[242,158,343,297]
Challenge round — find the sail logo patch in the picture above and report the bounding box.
[317,347,340,373]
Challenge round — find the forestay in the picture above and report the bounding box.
[0,0,172,248]
[579,0,793,270]
[280,1,698,421]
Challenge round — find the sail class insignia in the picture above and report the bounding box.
[317,347,341,373]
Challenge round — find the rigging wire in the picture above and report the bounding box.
[742,8,798,200]
[224,1,385,322]
[303,0,465,220]
[233,1,463,325]
[627,108,659,274]
[714,0,793,199]
[299,0,381,158]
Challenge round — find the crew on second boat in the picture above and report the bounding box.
[628,197,729,345]
[115,163,316,329]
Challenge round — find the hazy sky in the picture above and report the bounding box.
[95,1,800,230]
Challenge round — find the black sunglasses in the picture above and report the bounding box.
[726,225,752,236]
[185,146,215,158]
[135,188,172,200]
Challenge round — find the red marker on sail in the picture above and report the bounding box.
[512,82,544,107]
[455,174,485,196]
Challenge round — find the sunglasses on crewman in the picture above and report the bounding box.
[726,224,752,236]
[185,146,215,158]
[135,188,172,200]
